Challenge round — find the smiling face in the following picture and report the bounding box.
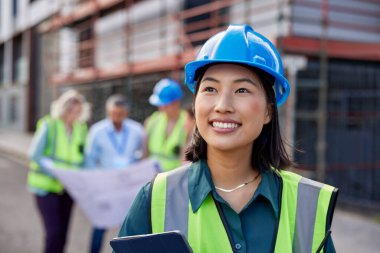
[194,64,272,153]
[62,101,82,125]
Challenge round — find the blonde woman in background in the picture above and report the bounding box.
[27,89,90,253]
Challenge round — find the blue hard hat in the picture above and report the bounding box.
[185,24,290,106]
[149,78,184,106]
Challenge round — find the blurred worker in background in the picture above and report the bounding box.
[85,94,144,253]
[118,24,338,252]
[27,89,89,253]
[145,78,188,171]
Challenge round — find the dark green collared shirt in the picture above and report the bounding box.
[118,160,336,253]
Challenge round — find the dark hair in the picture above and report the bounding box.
[185,64,294,171]
[106,94,130,111]
[185,105,194,119]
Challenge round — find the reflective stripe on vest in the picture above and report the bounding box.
[146,111,187,172]
[151,164,233,253]
[27,117,86,193]
[274,171,336,252]
[151,166,337,253]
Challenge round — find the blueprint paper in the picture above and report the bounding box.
[45,159,161,228]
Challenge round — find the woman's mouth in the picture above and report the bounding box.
[209,119,242,132]
[211,121,240,129]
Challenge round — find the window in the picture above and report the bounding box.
[12,35,23,83]
[78,23,93,68]
[0,97,2,123]
[8,95,18,123]
[0,1,2,29]
[0,44,4,85]
[12,0,18,17]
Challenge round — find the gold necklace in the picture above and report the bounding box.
[215,173,260,193]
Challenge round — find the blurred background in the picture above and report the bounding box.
[0,0,379,252]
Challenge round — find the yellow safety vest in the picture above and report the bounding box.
[27,116,87,193]
[146,111,187,171]
[151,165,338,253]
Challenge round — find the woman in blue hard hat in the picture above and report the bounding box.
[144,78,188,171]
[118,24,338,253]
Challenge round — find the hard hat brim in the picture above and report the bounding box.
[149,94,182,107]
[149,94,166,107]
[185,59,290,106]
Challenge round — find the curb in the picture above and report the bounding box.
[0,130,32,167]
[0,146,29,167]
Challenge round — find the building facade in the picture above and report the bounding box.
[0,0,61,131]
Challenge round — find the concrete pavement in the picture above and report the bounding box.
[0,129,32,163]
[332,209,380,252]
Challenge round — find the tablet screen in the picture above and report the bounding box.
[110,231,193,253]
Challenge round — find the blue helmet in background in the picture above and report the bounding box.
[149,78,184,107]
[185,24,290,106]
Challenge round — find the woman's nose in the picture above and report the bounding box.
[214,92,234,113]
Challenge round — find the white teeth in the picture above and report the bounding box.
[212,122,239,129]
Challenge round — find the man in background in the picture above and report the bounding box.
[85,94,144,253]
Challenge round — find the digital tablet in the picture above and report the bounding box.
[110,231,193,253]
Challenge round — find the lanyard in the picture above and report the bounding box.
[107,127,128,155]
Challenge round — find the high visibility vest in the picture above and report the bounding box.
[27,116,87,193]
[146,111,187,172]
[151,165,338,253]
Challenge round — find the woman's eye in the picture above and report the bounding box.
[236,88,250,93]
[204,87,217,93]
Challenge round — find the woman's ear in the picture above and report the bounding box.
[264,103,273,124]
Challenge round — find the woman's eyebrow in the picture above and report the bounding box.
[234,77,257,85]
[201,76,219,83]
[201,76,259,86]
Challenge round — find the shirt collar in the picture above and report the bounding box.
[188,159,279,216]
[188,160,213,213]
[254,169,279,217]
[105,118,126,132]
